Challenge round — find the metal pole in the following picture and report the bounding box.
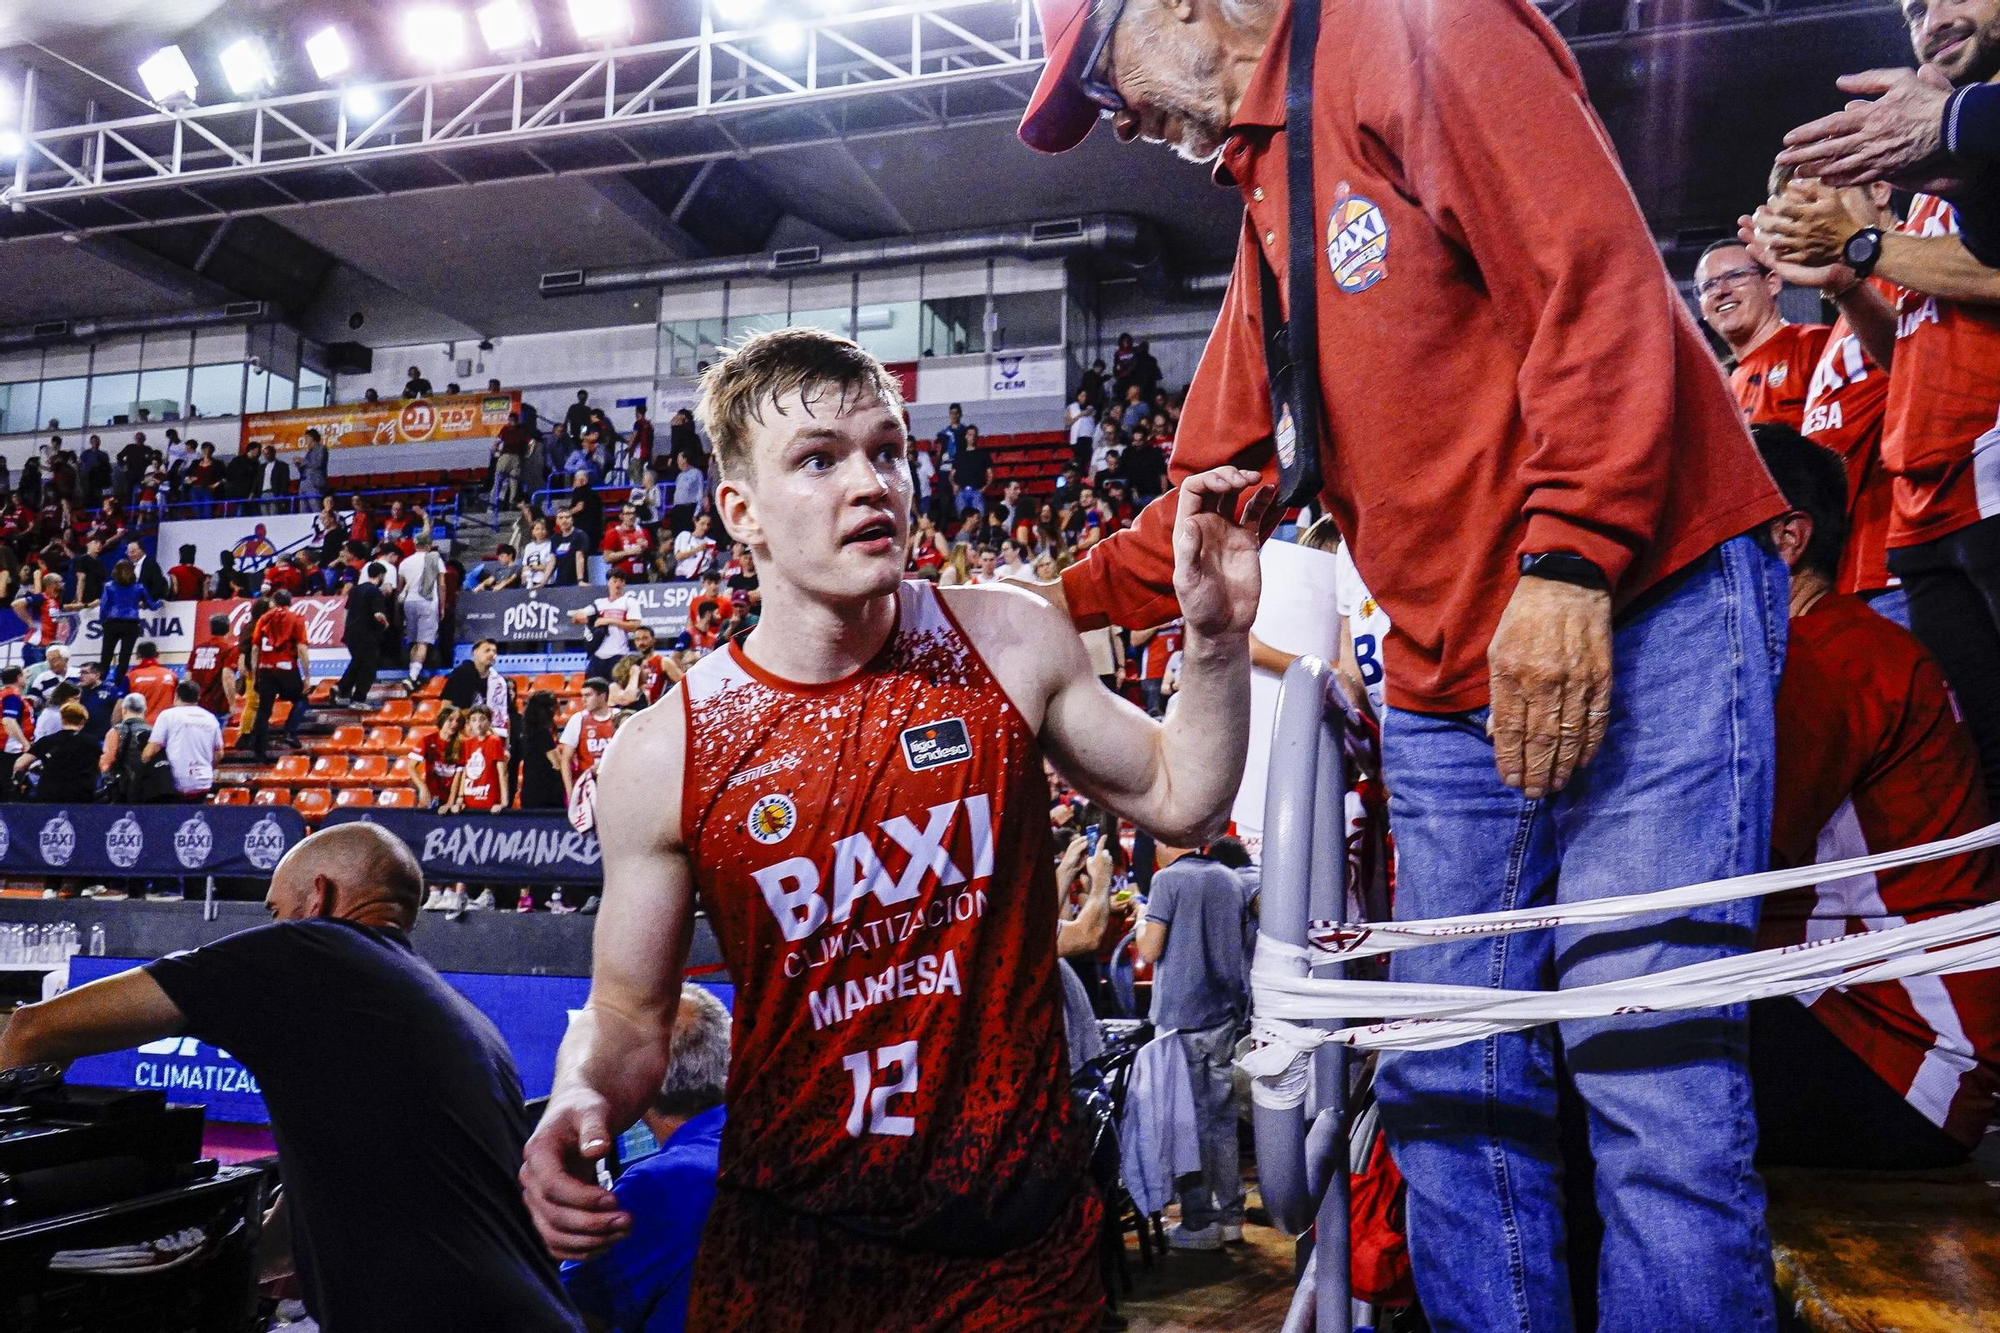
[1309,713,1349,1333]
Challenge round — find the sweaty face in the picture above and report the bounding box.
[1105,2,1235,162]
[726,389,911,604]
[1695,247,1779,345]
[1908,0,2000,84]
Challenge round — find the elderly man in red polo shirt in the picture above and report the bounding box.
[1019,0,1789,1328]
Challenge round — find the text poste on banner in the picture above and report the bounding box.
[323,807,603,885]
[241,391,519,455]
[0,804,306,879]
[456,581,701,645]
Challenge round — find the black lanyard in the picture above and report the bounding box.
[1256,0,1327,509]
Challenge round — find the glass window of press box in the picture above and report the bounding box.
[0,326,330,436]
[655,264,1065,379]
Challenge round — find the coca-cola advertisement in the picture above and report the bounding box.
[197,596,353,654]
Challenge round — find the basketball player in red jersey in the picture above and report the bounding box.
[1695,238,1830,428]
[522,328,1264,1331]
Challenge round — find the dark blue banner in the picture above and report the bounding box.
[66,955,733,1125]
[0,803,306,878]
[322,808,601,886]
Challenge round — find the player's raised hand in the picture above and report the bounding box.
[1170,467,1270,640]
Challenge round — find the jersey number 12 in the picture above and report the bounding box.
[841,1040,919,1138]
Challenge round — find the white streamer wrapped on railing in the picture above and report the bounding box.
[1303,820,2000,958]
[1238,822,2000,1104]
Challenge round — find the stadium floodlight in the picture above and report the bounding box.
[219,38,276,96]
[477,0,540,51]
[306,26,354,80]
[766,20,804,53]
[0,130,22,160]
[345,86,384,117]
[402,7,469,65]
[568,0,633,41]
[712,0,764,23]
[137,46,200,106]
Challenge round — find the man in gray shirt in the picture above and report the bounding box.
[1137,843,1249,1250]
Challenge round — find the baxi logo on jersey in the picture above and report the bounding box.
[899,718,971,771]
[747,792,798,845]
[1326,182,1389,295]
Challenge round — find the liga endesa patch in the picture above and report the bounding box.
[900,718,972,771]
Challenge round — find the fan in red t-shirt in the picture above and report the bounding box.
[412,705,468,809]
[1695,241,1830,430]
[166,544,207,601]
[186,614,241,719]
[447,705,511,813]
[1750,424,2000,1169]
[629,626,682,705]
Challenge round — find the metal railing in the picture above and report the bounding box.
[155,482,467,529]
[1254,655,1354,1333]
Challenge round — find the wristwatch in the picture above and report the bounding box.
[1842,227,1885,280]
[1518,551,1609,591]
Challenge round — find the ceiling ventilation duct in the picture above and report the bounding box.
[0,303,270,352]
[539,214,1156,296]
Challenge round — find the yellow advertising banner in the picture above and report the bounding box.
[240,391,520,453]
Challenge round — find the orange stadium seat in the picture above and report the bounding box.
[416,677,446,699]
[221,726,239,750]
[376,789,418,809]
[324,724,367,751]
[334,789,373,809]
[308,681,337,705]
[564,673,585,693]
[293,789,333,822]
[374,698,414,724]
[410,698,441,724]
[308,755,349,786]
[211,787,251,806]
[264,754,312,784]
[252,788,292,806]
[335,755,391,788]
[361,727,405,753]
[530,674,566,697]
[405,727,436,751]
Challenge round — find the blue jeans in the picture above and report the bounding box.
[1861,584,1910,629]
[1375,535,1787,1333]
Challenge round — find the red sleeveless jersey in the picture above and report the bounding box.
[679,581,1073,1234]
[1800,296,1899,596]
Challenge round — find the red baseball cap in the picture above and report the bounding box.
[1018,0,1107,155]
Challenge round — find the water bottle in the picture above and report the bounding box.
[61,922,79,959]
[88,923,106,957]
[0,922,17,964]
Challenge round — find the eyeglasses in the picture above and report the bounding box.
[1077,0,1129,114]
[1695,265,1767,299]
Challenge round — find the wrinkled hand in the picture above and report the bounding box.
[1487,575,1612,800]
[1751,180,1869,269]
[1170,467,1271,640]
[1776,66,1958,192]
[520,1092,631,1262]
[1735,211,1859,292]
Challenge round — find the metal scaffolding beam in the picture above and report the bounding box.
[1,0,1040,230]
[0,0,1891,241]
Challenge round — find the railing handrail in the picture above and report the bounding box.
[156,480,469,526]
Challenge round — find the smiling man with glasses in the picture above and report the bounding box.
[1695,238,1832,430]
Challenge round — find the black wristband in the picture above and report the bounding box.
[1518,551,1609,591]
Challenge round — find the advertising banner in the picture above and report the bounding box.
[0,803,306,880]
[322,808,603,886]
[240,390,520,455]
[456,580,701,646]
[58,599,202,663]
[65,962,729,1125]
[197,595,351,653]
[159,514,319,575]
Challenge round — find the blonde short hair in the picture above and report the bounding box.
[695,326,903,479]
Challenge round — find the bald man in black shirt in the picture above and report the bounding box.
[0,824,580,1333]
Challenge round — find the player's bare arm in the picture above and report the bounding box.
[948,467,1266,846]
[521,695,696,1261]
